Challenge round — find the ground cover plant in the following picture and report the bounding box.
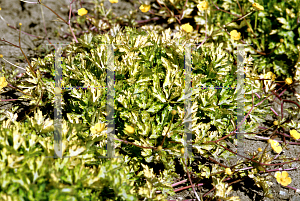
[0,0,300,200]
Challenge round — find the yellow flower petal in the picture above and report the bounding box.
[252,3,264,11]
[257,148,262,152]
[230,30,241,40]
[281,171,289,178]
[78,8,88,16]
[124,125,135,134]
[285,78,293,85]
[268,139,282,153]
[197,1,209,11]
[290,129,300,140]
[90,122,105,134]
[109,0,118,3]
[139,5,151,13]
[281,177,292,186]
[225,168,233,175]
[181,23,193,33]
[0,77,8,91]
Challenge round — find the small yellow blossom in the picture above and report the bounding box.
[90,122,105,134]
[0,54,3,58]
[171,110,177,115]
[290,129,300,140]
[180,148,185,154]
[139,5,151,13]
[0,7,2,11]
[273,120,278,126]
[197,1,209,11]
[181,23,193,33]
[109,0,118,3]
[257,148,262,152]
[280,38,284,43]
[252,3,264,11]
[225,168,233,175]
[268,139,282,153]
[124,125,135,134]
[230,30,241,40]
[78,8,88,16]
[19,23,22,26]
[0,77,8,91]
[275,171,292,186]
[285,78,293,85]
[264,72,276,81]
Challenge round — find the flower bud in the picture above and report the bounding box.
[124,125,135,134]
[157,146,162,151]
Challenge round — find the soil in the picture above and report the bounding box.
[1,0,300,200]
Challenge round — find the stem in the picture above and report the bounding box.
[68,0,79,43]
[37,0,78,43]
[1,57,26,71]
[38,1,69,25]
[7,83,32,97]
[211,1,241,18]
[179,0,188,21]
[181,158,202,201]
[18,26,36,77]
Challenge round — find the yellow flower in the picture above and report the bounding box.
[264,72,276,81]
[0,7,2,11]
[252,3,264,11]
[78,8,88,16]
[275,171,292,186]
[109,0,118,3]
[139,5,151,13]
[0,77,8,91]
[180,148,185,154]
[230,30,241,40]
[290,129,300,140]
[0,54,3,58]
[268,139,282,153]
[225,168,233,175]
[257,148,262,152]
[90,122,105,134]
[19,23,22,26]
[181,23,193,33]
[280,38,284,43]
[273,120,278,126]
[285,78,293,85]
[197,1,209,11]
[124,125,135,134]
[171,110,177,116]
